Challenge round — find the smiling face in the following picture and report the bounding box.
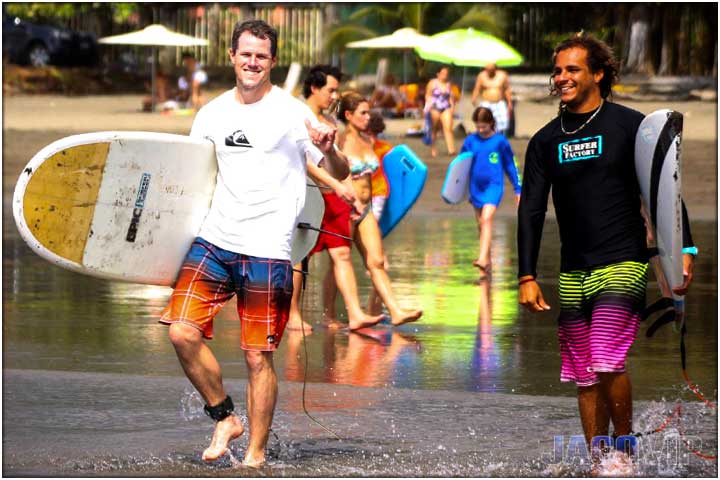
[345,101,371,131]
[552,47,604,112]
[228,31,276,95]
[311,75,340,111]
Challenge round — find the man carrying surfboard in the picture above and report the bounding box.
[159,19,353,467]
[516,33,697,475]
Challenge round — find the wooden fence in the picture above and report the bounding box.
[66,4,327,68]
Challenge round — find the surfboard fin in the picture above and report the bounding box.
[642,296,678,338]
[641,297,675,321]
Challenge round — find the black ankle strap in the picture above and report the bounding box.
[204,395,234,421]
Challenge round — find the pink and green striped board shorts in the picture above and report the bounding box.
[557,261,648,387]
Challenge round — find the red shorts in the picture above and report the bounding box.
[159,238,293,351]
[310,192,352,254]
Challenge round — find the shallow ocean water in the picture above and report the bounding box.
[3,209,717,476]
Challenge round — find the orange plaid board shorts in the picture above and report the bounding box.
[160,237,293,351]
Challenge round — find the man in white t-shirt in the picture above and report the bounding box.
[160,19,352,468]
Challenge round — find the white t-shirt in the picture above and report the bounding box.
[191,86,324,260]
[178,67,208,91]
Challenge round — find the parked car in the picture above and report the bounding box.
[2,15,99,67]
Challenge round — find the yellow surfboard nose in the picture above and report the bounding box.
[23,143,109,264]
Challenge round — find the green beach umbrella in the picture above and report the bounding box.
[415,28,523,113]
[414,27,523,67]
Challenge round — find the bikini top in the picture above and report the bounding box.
[347,151,380,179]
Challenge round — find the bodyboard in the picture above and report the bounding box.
[377,144,427,237]
[441,151,473,204]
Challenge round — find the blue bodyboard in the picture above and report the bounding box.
[378,145,427,237]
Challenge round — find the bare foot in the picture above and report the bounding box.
[390,309,423,327]
[286,317,313,334]
[202,414,245,461]
[431,147,438,158]
[242,453,266,468]
[594,450,636,477]
[348,313,385,331]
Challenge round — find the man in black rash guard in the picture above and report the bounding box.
[517,33,697,474]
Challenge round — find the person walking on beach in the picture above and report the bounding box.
[471,62,514,137]
[424,65,457,158]
[517,33,697,474]
[461,106,521,280]
[286,64,384,332]
[159,19,351,467]
[338,91,423,326]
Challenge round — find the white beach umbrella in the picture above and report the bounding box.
[346,27,429,86]
[99,24,209,47]
[99,25,209,111]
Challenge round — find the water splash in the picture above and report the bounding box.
[179,387,204,421]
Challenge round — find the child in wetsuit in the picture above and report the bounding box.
[461,106,522,279]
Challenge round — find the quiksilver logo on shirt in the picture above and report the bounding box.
[558,135,602,163]
[225,130,253,147]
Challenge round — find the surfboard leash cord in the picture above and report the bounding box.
[298,259,343,441]
[637,300,717,460]
[297,222,353,241]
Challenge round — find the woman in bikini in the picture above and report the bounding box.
[336,91,423,326]
[424,65,456,158]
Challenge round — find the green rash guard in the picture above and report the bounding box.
[517,101,694,279]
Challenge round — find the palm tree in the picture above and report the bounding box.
[323,3,505,77]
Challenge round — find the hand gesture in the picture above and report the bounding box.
[305,119,336,155]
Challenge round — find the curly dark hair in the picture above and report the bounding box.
[302,65,343,99]
[231,19,278,58]
[549,32,619,101]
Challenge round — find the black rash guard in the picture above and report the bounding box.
[517,101,694,278]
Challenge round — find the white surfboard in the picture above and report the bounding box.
[635,110,684,301]
[441,152,473,204]
[13,131,323,286]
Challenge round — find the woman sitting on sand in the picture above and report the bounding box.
[337,91,423,326]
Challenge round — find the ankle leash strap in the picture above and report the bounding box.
[204,395,234,422]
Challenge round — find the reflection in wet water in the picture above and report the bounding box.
[3,211,717,476]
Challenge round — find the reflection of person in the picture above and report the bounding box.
[159,19,350,468]
[462,107,521,279]
[471,62,513,137]
[370,73,406,118]
[338,91,423,326]
[287,64,383,332]
[177,52,208,110]
[283,328,420,388]
[424,65,456,157]
[517,33,696,475]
